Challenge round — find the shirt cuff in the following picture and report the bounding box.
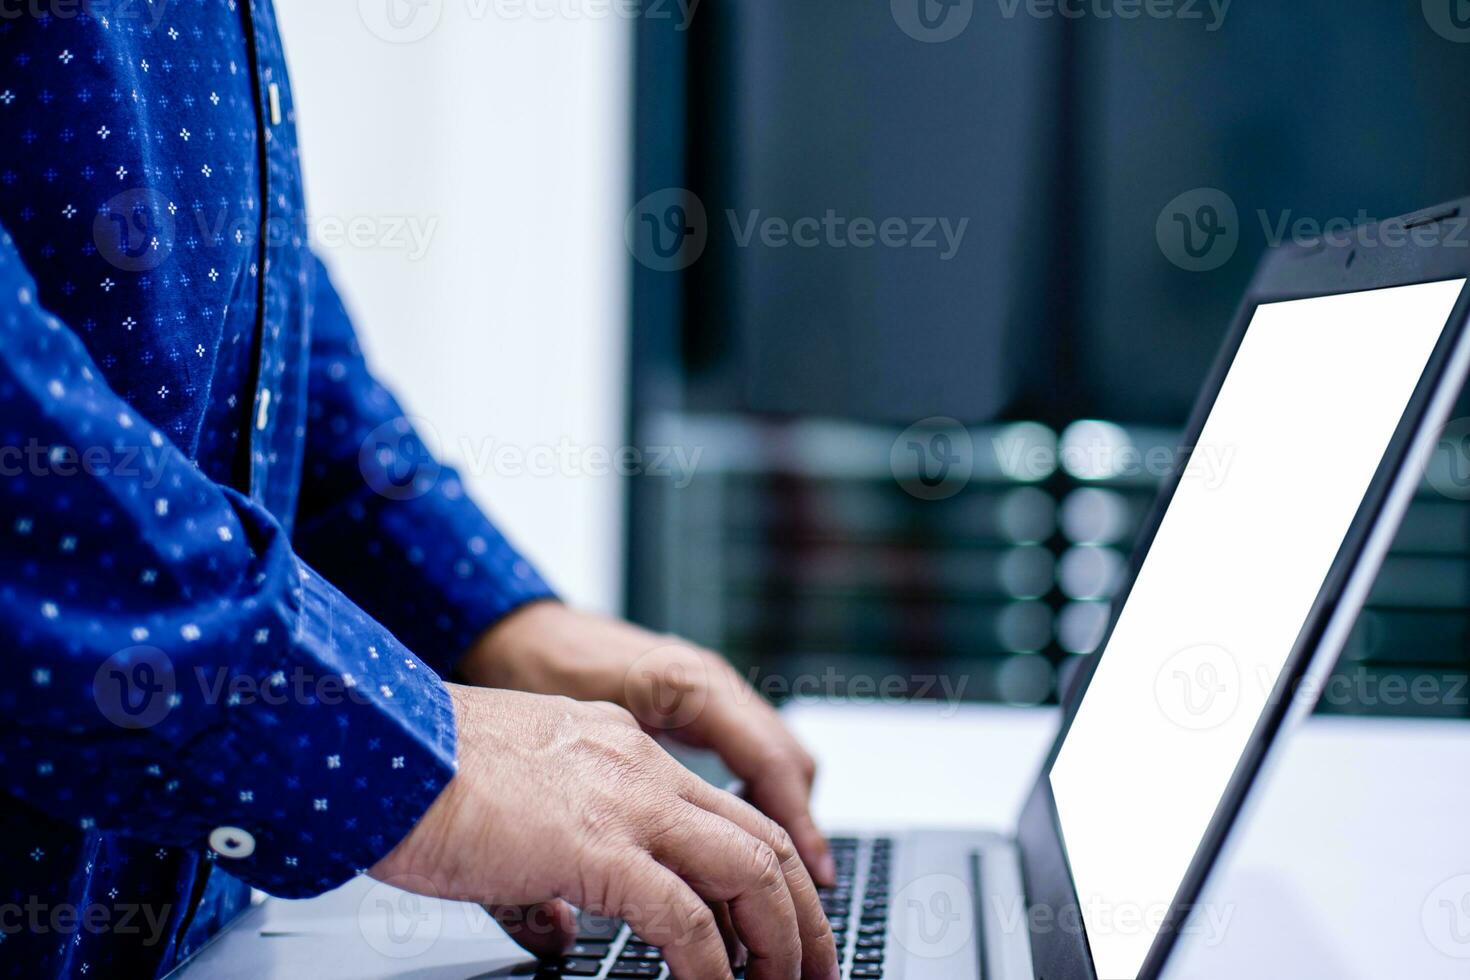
[180,562,458,897]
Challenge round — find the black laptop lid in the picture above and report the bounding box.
[1016,201,1470,980]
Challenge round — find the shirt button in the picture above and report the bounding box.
[209,826,257,859]
[255,389,272,431]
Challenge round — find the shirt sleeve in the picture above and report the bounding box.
[0,227,457,899]
[291,253,557,677]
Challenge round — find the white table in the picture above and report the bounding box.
[784,701,1470,980]
[176,701,1470,979]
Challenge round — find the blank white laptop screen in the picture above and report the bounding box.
[1049,278,1466,980]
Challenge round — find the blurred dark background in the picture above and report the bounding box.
[624,0,1470,718]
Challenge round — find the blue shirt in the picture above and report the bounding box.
[0,2,556,976]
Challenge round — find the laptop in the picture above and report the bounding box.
[171,198,1470,980]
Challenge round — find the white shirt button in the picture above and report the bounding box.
[255,389,271,431]
[209,826,256,859]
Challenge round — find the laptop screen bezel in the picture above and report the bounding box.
[1016,200,1470,980]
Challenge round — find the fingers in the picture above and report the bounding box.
[487,900,577,959]
[684,781,840,980]
[617,643,832,885]
[711,901,747,969]
[612,856,736,980]
[751,774,832,887]
[699,698,834,886]
[646,806,805,980]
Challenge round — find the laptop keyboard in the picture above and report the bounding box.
[514,836,893,979]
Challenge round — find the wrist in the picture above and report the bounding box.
[458,599,564,690]
[371,682,474,884]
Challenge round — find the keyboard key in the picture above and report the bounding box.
[575,917,624,942]
[618,942,660,961]
[567,942,611,958]
[549,837,902,979]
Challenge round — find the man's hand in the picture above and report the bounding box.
[372,685,839,980]
[459,603,835,887]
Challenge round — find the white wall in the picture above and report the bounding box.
[275,0,633,612]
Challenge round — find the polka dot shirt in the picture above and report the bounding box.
[0,2,555,976]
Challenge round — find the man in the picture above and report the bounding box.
[0,3,838,978]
